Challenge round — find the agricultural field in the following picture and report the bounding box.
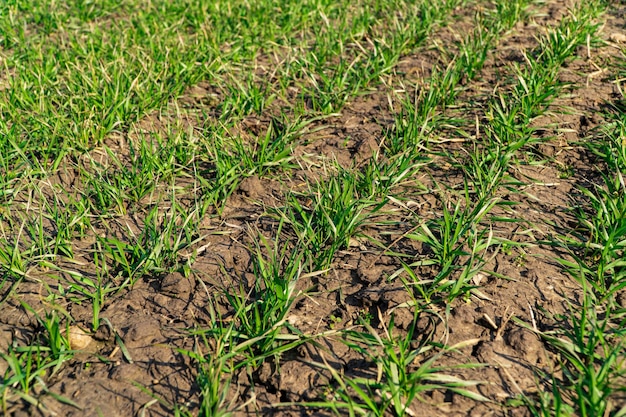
[1,0,626,415]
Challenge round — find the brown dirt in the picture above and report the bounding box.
[3,1,626,416]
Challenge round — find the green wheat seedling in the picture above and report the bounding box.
[236,116,314,176]
[1,342,44,413]
[385,68,458,155]
[0,235,28,282]
[0,307,78,414]
[83,169,129,216]
[516,287,626,417]
[299,52,360,114]
[301,311,487,416]
[81,137,184,215]
[21,211,72,263]
[386,0,534,154]
[559,184,626,302]
[175,322,241,417]
[176,296,320,417]
[222,226,317,365]
[578,117,626,258]
[33,309,72,366]
[124,136,183,196]
[549,102,626,304]
[198,127,244,213]
[526,45,626,414]
[279,163,387,269]
[586,116,626,176]
[39,193,92,256]
[0,212,63,281]
[452,144,526,202]
[0,182,77,267]
[364,0,467,74]
[66,199,205,329]
[97,200,203,290]
[61,250,113,332]
[291,0,457,114]
[359,150,430,198]
[192,330,239,417]
[0,343,62,415]
[199,115,316,212]
[456,0,534,81]
[486,0,605,155]
[394,186,498,304]
[453,0,604,173]
[0,150,22,206]
[219,75,275,120]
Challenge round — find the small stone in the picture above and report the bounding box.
[610,33,626,43]
[67,326,93,350]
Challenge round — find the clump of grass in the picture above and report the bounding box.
[197,115,316,213]
[0,307,78,415]
[222,229,309,364]
[174,229,320,416]
[278,162,387,270]
[516,287,626,417]
[394,185,498,305]
[385,0,534,154]
[289,310,487,416]
[95,198,204,290]
[174,314,246,417]
[485,0,606,155]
